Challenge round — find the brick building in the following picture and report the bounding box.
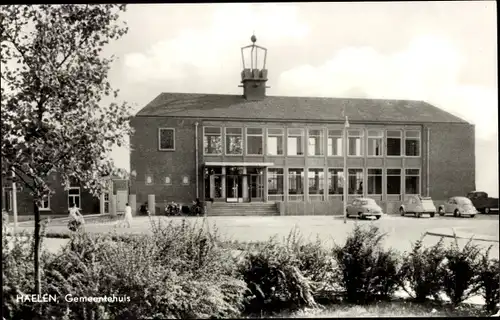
[2,172,129,216]
[129,37,475,215]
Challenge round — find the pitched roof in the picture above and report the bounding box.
[135,93,469,124]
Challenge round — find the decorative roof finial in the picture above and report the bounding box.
[251,32,257,44]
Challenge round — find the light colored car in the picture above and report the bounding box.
[438,197,478,218]
[399,195,436,218]
[346,198,383,219]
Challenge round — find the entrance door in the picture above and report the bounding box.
[226,175,242,202]
[249,175,264,202]
[116,190,128,213]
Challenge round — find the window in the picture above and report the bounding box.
[367,130,383,157]
[288,168,304,200]
[405,131,421,156]
[387,169,402,196]
[204,127,222,155]
[158,128,175,151]
[182,176,190,185]
[39,194,50,211]
[308,168,324,200]
[308,129,324,156]
[327,130,343,156]
[405,169,420,194]
[367,169,382,195]
[287,128,305,156]
[268,168,284,197]
[225,128,243,155]
[386,130,402,156]
[164,176,171,185]
[68,187,81,208]
[348,169,363,195]
[145,174,153,185]
[104,192,110,213]
[328,168,344,195]
[246,128,263,155]
[267,128,284,155]
[348,129,363,156]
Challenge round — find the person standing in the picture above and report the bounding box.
[68,203,84,231]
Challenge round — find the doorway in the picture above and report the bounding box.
[249,174,264,202]
[226,175,243,202]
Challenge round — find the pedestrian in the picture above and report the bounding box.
[120,202,133,228]
[68,203,84,231]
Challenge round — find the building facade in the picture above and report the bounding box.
[2,172,129,216]
[130,38,475,215]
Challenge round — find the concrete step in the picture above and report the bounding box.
[209,203,278,216]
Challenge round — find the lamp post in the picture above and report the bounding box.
[343,116,350,224]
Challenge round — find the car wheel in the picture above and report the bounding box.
[400,208,405,216]
[416,212,422,218]
[470,214,475,218]
[454,209,459,217]
[485,208,491,214]
[430,212,435,218]
[358,212,363,219]
[376,215,381,220]
[439,208,445,216]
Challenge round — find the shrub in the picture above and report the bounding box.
[238,229,319,315]
[441,236,482,306]
[4,218,248,319]
[399,237,447,302]
[332,224,400,304]
[477,246,500,313]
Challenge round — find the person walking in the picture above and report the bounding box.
[121,202,133,228]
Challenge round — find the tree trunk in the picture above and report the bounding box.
[34,200,41,295]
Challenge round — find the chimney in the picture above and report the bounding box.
[239,34,269,101]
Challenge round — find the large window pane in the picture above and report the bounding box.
[405,131,420,156]
[246,128,263,155]
[386,130,402,156]
[308,168,324,195]
[288,168,304,195]
[405,168,420,194]
[367,130,383,156]
[268,168,284,195]
[226,128,243,155]
[308,129,324,156]
[288,128,304,156]
[387,169,401,195]
[267,128,284,155]
[328,169,344,194]
[348,130,363,156]
[204,127,222,155]
[348,168,363,195]
[327,130,343,156]
[367,169,382,194]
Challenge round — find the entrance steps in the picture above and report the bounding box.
[208,202,279,216]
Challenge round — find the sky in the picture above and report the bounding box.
[103,2,498,196]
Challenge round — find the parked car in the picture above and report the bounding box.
[466,191,499,214]
[346,198,383,219]
[399,195,436,218]
[438,197,478,218]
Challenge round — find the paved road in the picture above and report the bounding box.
[13,214,499,258]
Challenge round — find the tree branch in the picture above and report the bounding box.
[11,166,36,193]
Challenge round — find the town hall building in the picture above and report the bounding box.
[129,36,475,215]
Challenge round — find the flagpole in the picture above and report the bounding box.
[343,116,349,224]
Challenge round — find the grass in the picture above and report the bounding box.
[270,299,489,318]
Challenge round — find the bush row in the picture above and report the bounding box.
[2,220,499,319]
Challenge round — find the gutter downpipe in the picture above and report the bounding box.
[426,127,430,197]
[195,122,199,199]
